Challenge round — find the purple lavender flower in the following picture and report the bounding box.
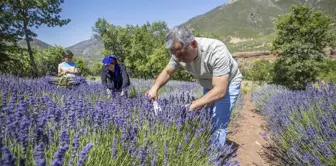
[34,143,46,166]
[69,129,86,165]
[151,148,158,166]
[59,129,70,145]
[164,140,169,166]
[112,137,117,159]
[50,144,69,166]
[77,143,94,166]
[1,146,15,166]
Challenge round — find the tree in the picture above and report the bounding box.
[0,2,22,71]
[271,5,335,90]
[92,18,132,63]
[4,0,70,77]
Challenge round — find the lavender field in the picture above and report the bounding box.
[252,82,336,166]
[0,74,242,166]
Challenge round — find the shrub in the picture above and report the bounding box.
[262,81,336,166]
[243,59,274,83]
[271,5,335,90]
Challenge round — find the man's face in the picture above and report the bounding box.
[170,40,198,63]
[64,55,73,62]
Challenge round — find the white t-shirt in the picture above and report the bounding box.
[168,37,243,89]
[58,61,78,77]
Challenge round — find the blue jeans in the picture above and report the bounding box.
[203,81,241,147]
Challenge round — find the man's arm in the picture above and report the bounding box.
[66,63,80,75]
[190,75,229,110]
[57,64,64,76]
[151,64,179,92]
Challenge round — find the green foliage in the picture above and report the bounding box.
[271,5,336,90]
[34,46,64,76]
[243,59,274,83]
[272,5,335,60]
[92,62,103,76]
[92,18,132,63]
[73,58,91,77]
[273,57,323,90]
[93,19,201,81]
[2,0,70,77]
[0,2,23,70]
[317,59,336,83]
[0,49,31,76]
[127,86,137,98]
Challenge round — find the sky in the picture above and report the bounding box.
[33,0,228,48]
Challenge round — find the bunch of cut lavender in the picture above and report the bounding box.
[262,81,336,166]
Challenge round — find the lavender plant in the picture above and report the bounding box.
[262,82,336,166]
[0,74,239,166]
[251,84,289,112]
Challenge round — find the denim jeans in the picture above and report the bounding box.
[203,81,242,147]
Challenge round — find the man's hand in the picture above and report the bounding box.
[61,69,69,74]
[145,88,158,102]
[145,65,178,102]
[186,102,207,112]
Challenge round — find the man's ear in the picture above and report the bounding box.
[191,40,197,48]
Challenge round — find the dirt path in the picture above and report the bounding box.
[227,94,269,166]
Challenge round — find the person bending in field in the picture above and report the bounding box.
[145,26,243,147]
[58,50,80,77]
[101,56,130,97]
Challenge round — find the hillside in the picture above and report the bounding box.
[183,0,336,52]
[183,0,336,41]
[18,38,53,49]
[66,37,104,62]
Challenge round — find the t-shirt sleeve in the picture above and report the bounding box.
[210,44,231,77]
[168,55,181,69]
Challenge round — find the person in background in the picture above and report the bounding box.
[101,56,130,97]
[58,50,80,77]
[145,26,243,147]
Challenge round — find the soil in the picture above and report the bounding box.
[227,94,270,166]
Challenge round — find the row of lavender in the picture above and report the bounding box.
[251,82,336,166]
[0,74,239,166]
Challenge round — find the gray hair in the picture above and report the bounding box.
[165,25,195,49]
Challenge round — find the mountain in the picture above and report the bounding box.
[66,37,104,62]
[183,0,336,51]
[183,0,336,40]
[18,38,53,49]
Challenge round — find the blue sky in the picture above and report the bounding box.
[33,0,228,47]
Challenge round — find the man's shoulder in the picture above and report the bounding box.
[58,62,66,66]
[69,61,77,66]
[196,37,228,55]
[196,37,225,47]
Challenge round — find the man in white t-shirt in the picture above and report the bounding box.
[57,50,80,77]
[146,26,243,147]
